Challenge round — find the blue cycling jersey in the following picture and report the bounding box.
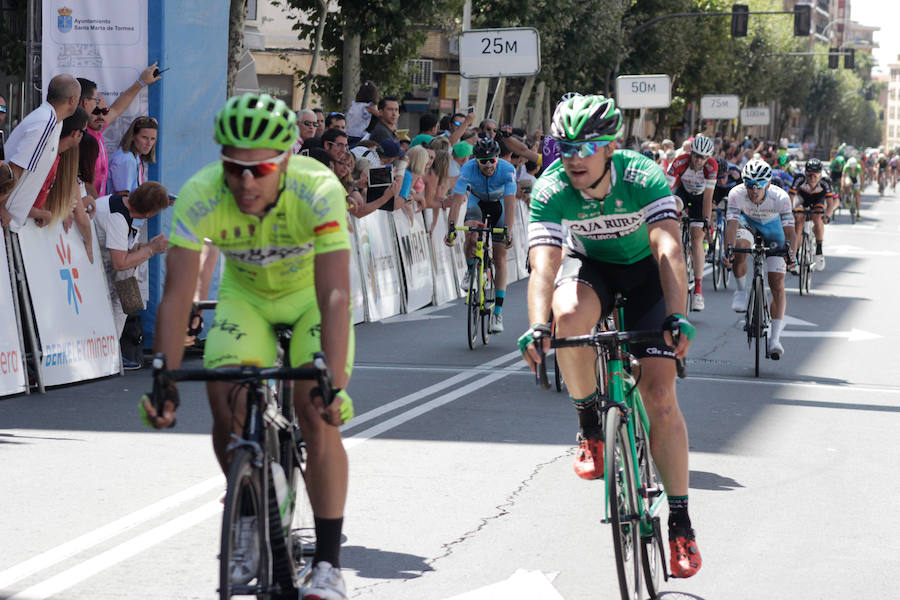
[453,158,517,205]
[771,169,794,192]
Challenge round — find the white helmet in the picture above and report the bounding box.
[741,158,772,185]
[690,134,714,157]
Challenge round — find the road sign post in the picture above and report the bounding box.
[459,28,540,78]
[700,94,740,120]
[615,75,672,109]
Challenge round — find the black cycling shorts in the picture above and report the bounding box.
[556,252,674,360]
[675,186,705,222]
[465,200,506,242]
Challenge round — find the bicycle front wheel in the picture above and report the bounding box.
[634,407,666,598]
[711,233,722,291]
[481,258,494,345]
[754,277,764,377]
[220,449,267,599]
[466,262,480,350]
[605,405,642,600]
[798,233,809,296]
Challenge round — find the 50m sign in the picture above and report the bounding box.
[459,28,540,78]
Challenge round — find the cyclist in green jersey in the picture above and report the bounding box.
[842,156,864,220]
[141,93,353,599]
[517,95,701,578]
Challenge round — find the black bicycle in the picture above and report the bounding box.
[792,207,824,296]
[679,216,695,312]
[148,321,334,599]
[709,206,731,291]
[730,236,790,377]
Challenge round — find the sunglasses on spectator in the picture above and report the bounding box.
[220,151,288,178]
[476,157,498,165]
[301,120,317,127]
[0,106,6,114]
[743,178,768,189]
[92,106,110,116]
[558,140,609,159]
[133,116,158,129]
[326,140,348,150]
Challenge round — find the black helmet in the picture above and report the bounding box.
[472,136,501,159]
[805,158,823,173]
[641,148,656,160]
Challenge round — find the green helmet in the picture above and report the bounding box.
[550,94,623,144]
[214,93,298,152]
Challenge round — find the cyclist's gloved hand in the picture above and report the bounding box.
[139,374,180,430]
[444,230,456,247]
[518,323,551,372]
[504,232,513,249]
[662,313,694,359]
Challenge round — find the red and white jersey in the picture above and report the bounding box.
[666,153,717,196]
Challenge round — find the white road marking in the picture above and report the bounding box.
[782,315,817,327]
[0,476,223,590]
[685,374,900,395]
[781,328,881,341]
[442,569,565,600]
[8,501,221,600]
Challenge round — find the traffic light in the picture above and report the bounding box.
[865,88,873,101]
[844,48,855,70]
[731,4,749,37]
[828,48,839,69]
[793,4,811,36]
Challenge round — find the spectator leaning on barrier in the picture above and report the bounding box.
[77,63,162,198]
[109,116,158,195]
[29,106,88,228]
[369,96,400,144]
[1,74,80,230]
[93,181,169,358]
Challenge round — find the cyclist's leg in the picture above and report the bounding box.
[290,295,355,572]
[812,201,826,251]
[484,201,507,317]
[203,290,279,473]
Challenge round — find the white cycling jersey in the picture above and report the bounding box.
[726,183,794,229]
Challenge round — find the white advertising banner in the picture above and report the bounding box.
[0,232,26,396]
[17,220,119,386]
[347,220,366,324]
[392,210,433,312]
[42,0,149,157]
[355,211,403,321]
[425,209,457,306]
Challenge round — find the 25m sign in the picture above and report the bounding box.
[459,28,540,78]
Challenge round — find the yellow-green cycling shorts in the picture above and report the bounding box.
[203,283,355,422]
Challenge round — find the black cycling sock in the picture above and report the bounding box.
[668,495,691,530]
[816,242,823,255]
[572,391,601,437]
[313,517,343,568]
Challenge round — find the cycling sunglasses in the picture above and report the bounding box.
[92,106,110,116]
[743,178,769,189]
[476,157,498,165]
[558,140,610,159]
[220,151,288,178]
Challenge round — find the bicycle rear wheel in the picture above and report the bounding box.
[711,233,722,291]
[466,262,480,350]
[683,242,695,313]
[605,406,642,600]
[220,449,268,599]
[803,231,813,294]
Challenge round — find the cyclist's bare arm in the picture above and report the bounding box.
[524,244,562,368]
[503,194,516,238]
[156,245,202,370]
[647,218,690,357]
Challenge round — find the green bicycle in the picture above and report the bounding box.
[536,301,685,600]
[448,220,507,350]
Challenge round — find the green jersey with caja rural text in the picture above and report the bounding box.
[528,150,679,264]
[169,156,350,298]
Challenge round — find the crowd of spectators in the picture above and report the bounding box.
[0,63,166,369]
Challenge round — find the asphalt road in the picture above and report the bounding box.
[2,185,899,600]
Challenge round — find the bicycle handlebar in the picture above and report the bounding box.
[730,243,790,258]
[449,220,508,236]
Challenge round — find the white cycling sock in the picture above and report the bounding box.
[735,272,746,291]
[770,318,785,341]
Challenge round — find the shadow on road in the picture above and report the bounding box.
[689,470,744,492]
[342,544,433,579]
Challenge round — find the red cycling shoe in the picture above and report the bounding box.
[669,526,702,578]
[573,435,604,480]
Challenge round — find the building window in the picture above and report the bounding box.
[246,0,258,21]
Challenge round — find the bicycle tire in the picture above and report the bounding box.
[803,231,813,294]
[466,262,480,350]
[711,233,722,291]
[798,232,809,296]
[683,236,695,313]
[553,350,564,393]
[481,258,494,345]
[605,405,642,600]
[634,409,665,599]
[220,448,267,600]
[754,277,764,377]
